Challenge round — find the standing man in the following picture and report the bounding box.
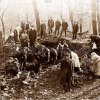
[56,41,64,59]
[21,21,25,32]
[40,21,46,39]
[13,29,19,43]
[48,17,54,34]
[61,19,68,37]
[55,19,61,36]
[28,25,37,47]
[25,23,30,34]
[72,21,79,40]
[19,30,28,48]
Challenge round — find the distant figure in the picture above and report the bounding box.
[5,34,14,43]
[19,30,28,47]
[72,21,79,40]
[56,41,69,59]
[15,25,23,37]
[21,21,25,32]
[40,21,46,39]
[28,26,37,47]
[26,23,29,30]
[61,19,68,37]
[55,19,61,36]
[56,41,64,59]
[48,17,54,34]
[62,42,71,58]
[25,23,30,34]
[13,29,19,43]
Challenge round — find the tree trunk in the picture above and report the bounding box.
[80,23,82,33]
[79,1,83,34]
[32,0,40,34]
[67,0,74,29]
[10,20,13,33]
[91,0,97,35]
[0,17,5,39]
[25,9,29,23]
[97,0,100,34]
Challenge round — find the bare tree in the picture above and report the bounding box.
[32,0,40,33]
[67,0,74,27]
[25,9,29,23]
[97,0,100,34]
[0,8,7,38]
[79,1,83,34]
[74,1,83,34]
[9,19,13,33]
[59,1,63,20]
[91,0,97,35]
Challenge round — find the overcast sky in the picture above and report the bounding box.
[0,0,92,35]
[1,0,91,20]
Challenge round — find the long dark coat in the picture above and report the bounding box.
[55,21,61,29]
[73,24,79,34]
[29,29,37,46]
[62,22,68,30]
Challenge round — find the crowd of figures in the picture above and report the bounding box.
[4,39,83,91]
[5,17,79,46]
[0,18,100,92]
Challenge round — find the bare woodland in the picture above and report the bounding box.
[0,0,100,100]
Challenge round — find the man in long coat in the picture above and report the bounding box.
[19,30,28,47]
[55,19,61,36]
[61,19,68,37]
[28,26,37,47]
[40,21,46,39]
[48,17,54,34]
[72,21,79,40]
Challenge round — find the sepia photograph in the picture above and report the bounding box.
[0,0,100,99]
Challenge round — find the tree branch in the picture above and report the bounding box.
[1,7,7,19]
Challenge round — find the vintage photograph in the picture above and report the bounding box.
[0,0,100,99]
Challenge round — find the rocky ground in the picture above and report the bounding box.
[0,33,100,100]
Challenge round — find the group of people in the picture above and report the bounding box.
[8,38,83,91]
[6,22,37,48]
[2,21,100,92]
[41,17,79,40]
[19,25,37,47]
[3,17,79,48]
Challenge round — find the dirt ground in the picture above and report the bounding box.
[0,64,100,100]
[0,33,100,100]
